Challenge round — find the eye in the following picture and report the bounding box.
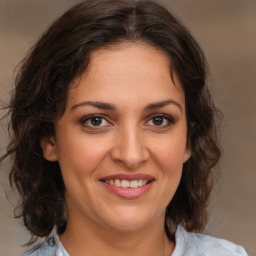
[145,114,174,127]
[80,115,111,128]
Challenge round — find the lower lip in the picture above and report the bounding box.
[101,182,154,199]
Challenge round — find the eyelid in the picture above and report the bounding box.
[144,113,175,127]
[79,113,175,129]
[80,114,112,128]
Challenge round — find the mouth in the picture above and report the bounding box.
[99,174,155,199]
[102,179,151,188]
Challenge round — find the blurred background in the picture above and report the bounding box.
[0,0,255,255]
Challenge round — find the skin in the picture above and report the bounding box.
[42,42,190,256]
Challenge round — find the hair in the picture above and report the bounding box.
[1,0,221,244]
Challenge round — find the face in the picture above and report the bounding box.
[42,42,190,233]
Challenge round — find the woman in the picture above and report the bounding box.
[1,0,247,255]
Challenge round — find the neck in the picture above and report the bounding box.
[59,214,175,256]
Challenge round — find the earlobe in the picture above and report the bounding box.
[183,147,191,163]
[40,136,58,162]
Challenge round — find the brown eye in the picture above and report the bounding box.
[80,115,111,128]
[152,116,164,126]
[146,114,174,128]
[91,117,103,126]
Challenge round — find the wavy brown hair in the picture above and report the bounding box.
[1,0,221,244]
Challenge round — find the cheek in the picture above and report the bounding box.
[151,140,185,209]
[56,134,110,176]
[151,136,187,171]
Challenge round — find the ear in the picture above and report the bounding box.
[40,136,58,162]
[183,146,191,163]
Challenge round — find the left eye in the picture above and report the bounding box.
[80,115,110,128]
[146,114,174,127]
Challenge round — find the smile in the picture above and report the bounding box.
[103,179,149,188]
[100,174,155,199]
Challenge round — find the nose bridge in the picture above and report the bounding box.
[111,122,148,169]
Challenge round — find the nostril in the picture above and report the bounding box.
[109,131,149,169]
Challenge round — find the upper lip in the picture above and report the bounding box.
[99,174,155,181]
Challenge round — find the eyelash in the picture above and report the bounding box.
[80,114,112,129]
[79,113,175,129]
[145,113,175,128]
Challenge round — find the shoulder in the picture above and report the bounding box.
[173,225,248,256]
[21,238,57,256]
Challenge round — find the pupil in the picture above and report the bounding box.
[153,117,163,125]
[91,117,102,126]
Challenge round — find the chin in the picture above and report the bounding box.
[100,207,160,232]
[107,219,149,232]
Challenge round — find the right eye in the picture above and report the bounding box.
[80,115,111,128]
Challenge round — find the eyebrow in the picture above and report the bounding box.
[144,99,182,112]
[71,101,117,111]
[71,99,182,112]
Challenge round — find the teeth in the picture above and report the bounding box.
[105,179,149,188]
[130,180,138,188]
[115,179,121,187]
[138,180,143,187]
[121,180,129,188]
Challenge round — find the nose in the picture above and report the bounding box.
[110,125,149,169]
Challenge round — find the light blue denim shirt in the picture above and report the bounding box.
[22,225,248,256]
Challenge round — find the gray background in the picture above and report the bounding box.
[0,0,255,255]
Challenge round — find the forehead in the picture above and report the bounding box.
[67,42,185,109]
